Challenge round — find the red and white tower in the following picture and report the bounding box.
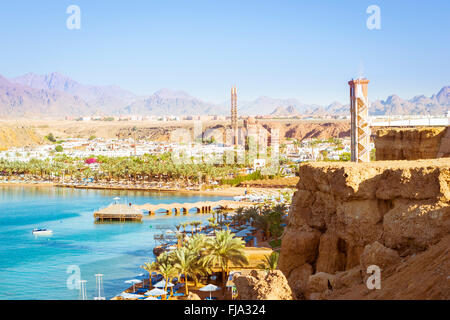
[231,86,238,146]
[348,78,371,162]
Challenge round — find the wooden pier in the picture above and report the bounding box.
[94,204,143,222]
[135,200,254,216]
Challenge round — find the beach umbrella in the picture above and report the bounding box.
[120,292,142,300]
[125,279,142,292]
[199,284,220,300]
[145,288,167,296]
[113,197,120,204]
[234,229,251,237]
[153,279,174,288]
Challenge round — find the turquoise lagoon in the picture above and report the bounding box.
[0,186,229,300]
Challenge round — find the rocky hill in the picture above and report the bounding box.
[270,105,301,117]
[0,75,92,118]
[0,125,43,150]
[1,72,447,118]
[278,158,450,300]
[0,119,350,149]
[371,87,450,116]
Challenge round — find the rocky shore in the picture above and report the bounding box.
[233,158,449,300]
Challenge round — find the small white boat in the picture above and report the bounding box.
[32,228,53,236]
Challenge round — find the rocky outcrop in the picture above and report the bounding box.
[359,241,400,271]
[375,127,450,160]
[233,270,294,300]
[279,159,450,299]
[327,235,450,300]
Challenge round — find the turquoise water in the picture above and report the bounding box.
[0,186,229,300]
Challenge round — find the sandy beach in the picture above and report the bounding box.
[0,181,251,196]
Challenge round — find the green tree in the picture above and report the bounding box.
[203,230,248,284]
[171,247,206,295]
[141,261,159,288]
[258,251,279,271]
[45,133,56,142]
[339,152,351,161]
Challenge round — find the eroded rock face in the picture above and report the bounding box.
[307,272,335,299]
[279,159,450,299]
[360,241,401,271]
[233,270,294,300]
[327,235,450,300]
[375,127,449,160]
[287,263,313,300]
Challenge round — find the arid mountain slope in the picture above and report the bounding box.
[0,125,43,150]
[0,72,448,117]
[0,120,352,150]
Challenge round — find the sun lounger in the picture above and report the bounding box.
[172,293,184,297]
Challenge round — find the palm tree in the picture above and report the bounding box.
[254,214,270,240]
[189,221,196,236]
[181,222,188,234]
[191,221,201,234]
[185,234,212,287]
[158,262,178,294]
[203,230,248,284]
[171,247,204,295]
[257,251,279,271]
[141,261,159,288]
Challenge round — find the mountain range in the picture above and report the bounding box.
[0,72,448,118]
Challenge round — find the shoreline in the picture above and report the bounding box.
[0,181,249,196]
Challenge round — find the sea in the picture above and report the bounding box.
[0,185,230,300]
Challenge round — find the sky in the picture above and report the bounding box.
[0,0,449,105]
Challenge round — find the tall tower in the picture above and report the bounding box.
[231,86,238,146]
[348,78,371,162]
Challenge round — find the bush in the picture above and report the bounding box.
[45,133,56,143]
[55,145,63,152]
[269,239,282,248]
[339,152,351,161]
[221,170,263,186]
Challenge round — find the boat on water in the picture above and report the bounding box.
[32,228,53,236]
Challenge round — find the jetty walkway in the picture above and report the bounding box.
[135,200,254,215]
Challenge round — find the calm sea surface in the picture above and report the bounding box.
[0,186,230,300]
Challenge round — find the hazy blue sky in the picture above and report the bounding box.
[0,0,448,104]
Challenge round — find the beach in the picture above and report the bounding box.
[0,180,291,198]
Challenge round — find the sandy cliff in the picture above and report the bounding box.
[0,125,43,150]
[279,159,450,299]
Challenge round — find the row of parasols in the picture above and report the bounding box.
[120,278,220,300]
